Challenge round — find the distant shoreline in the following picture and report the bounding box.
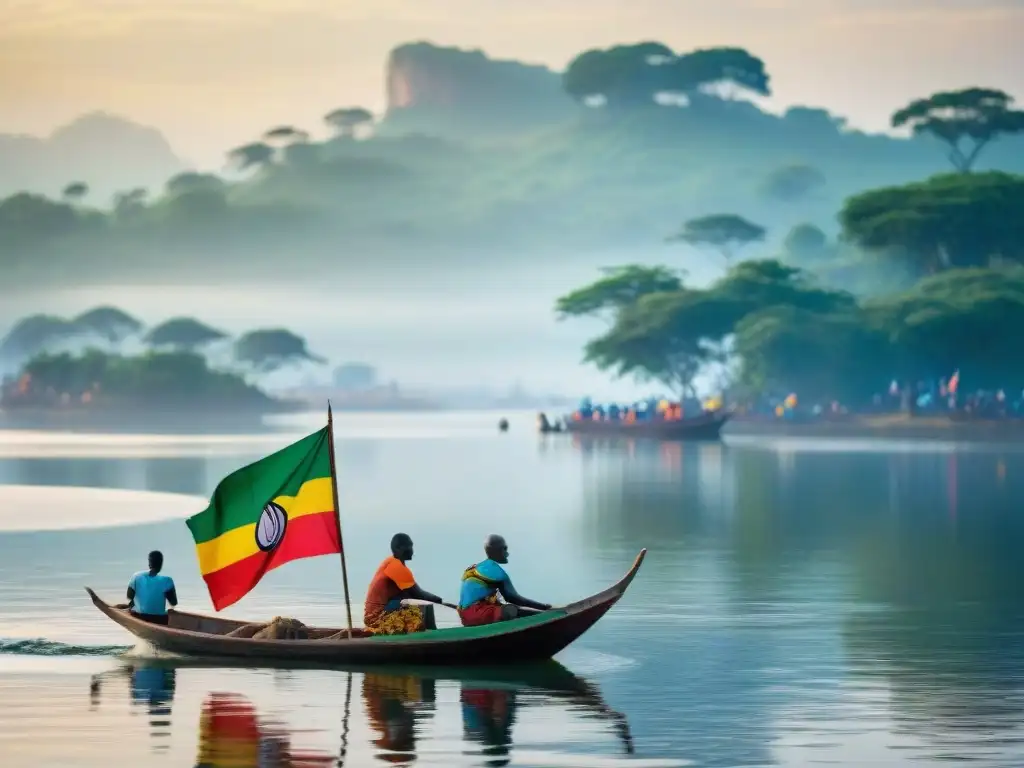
[724,416,1024,442]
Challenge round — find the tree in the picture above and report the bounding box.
[0,314,79,364]
[733,305,889,402]
[555,264,684,322]
[72,307,143,343]
[324,108,374,138]
[263,126,309,144]
[143,318,227,351]
[672,47,771,100]
[864,266,1024,386]
[782,224,831,264]
[227,142,275,173]
[62,182,89,203]
[582,289,737,397]
[0,193,79,242]
[112,188,148,221]
[668,214,766,264]
[165,172,226,196]
[758,164,826,202]
[891,88,1024,172]
[233,329,325,373]
[839,172,1024,274]
[563,42,676,107]
[12,350,272,408]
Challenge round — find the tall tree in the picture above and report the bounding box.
[72,307,143,344]
[891,88,1024,172]
[672,47,771,100]
[582,289,737,398]
[263,126,309,145]
[144,318,227,352]
[555,264,684,322]
[563,42,676,107]
[233,329,325,374]
[668,214,766,264]
[62,182,89,203]
[324,108,374,138]
[226,142,275,173]
[839,172,1024,274]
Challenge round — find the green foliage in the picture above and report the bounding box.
[0,314,79,362]
[554,264,684,321]
[782,223,830,264]
[758,164,826,202]
[16,349,271,406]
[62,182,89,201]
[72,307,142,342]
[892,88,1024,172]
[143,318,226,351]
[324,108,375,138]
[559,257,1024,402]
[733,306,888,400]
[227,142,275,172]
[233,329,324,373]
[667,214,766,263]
[563,43,770,107]
[839,172,1024,274]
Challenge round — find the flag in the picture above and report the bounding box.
[186,427,340,611]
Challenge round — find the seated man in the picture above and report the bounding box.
[458,534,551,626]
[364,533,445,635]
[127,550,178,625]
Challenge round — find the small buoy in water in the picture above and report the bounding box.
[498,418,509,432]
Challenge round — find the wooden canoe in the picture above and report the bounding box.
[85,549,646,665]
[563,410,731,440]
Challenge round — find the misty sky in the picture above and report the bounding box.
[2,0,1022,165]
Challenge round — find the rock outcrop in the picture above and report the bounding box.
[383,42,574,137]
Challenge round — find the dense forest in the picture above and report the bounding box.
[0,307,325,408]
[2,41,1022,291]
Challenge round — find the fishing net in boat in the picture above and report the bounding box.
[225,616,308,640]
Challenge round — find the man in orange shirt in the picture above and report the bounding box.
[364,533,446,635]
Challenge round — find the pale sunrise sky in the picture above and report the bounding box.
[1,0,1022,166]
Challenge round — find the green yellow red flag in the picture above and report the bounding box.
[186,426,340,611]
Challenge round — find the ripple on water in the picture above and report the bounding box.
[0,485,207,532]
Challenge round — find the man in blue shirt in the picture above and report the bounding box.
[458,534,551,626]
[127,551,178,625]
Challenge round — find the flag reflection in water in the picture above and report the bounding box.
[196,692,334,768]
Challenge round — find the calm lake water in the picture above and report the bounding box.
[1,411,1024,767]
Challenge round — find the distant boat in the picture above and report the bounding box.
[561,409,731,441]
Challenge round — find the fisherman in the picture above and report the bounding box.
[364,533,446,635]
[458,535,551,626]
[127,550,178,625]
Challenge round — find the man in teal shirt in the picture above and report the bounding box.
[458,535,551,626]
[127,551,178,625]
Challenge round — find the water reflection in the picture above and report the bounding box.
[361,672,436,764]
[196,691,335,767]
[90,662,176,753]
[581,437,1024,763]
[85,659,634,767]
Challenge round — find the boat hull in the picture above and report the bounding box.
[86,550,645,666]
[564,412,730,440]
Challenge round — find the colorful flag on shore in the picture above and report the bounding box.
[186,427,340,610]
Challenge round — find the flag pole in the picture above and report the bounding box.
[327,402,354,638]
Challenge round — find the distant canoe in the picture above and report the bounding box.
[564,410,731,441]
[85,549,646,666]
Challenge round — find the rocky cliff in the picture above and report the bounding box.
[382,42,575,137]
